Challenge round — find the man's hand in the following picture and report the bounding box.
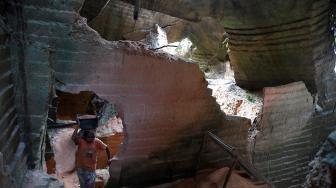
[106,147,111,161]
[72,127,79,144]
[108,158,113,166]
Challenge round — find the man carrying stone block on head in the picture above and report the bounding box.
[72,115,112,188]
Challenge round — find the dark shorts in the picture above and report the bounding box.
[77,168,96,188]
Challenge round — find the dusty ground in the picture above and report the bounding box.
[96,116,123,137]
[23,170,64,188]
[150,167,270,188]
[48,128,77,176]
[47,128,79,188]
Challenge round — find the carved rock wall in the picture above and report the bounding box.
[253,82,336,187]
[18,0,83,168]
[3,0,250,186]
[253,82,314,187]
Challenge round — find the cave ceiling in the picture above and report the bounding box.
[80,0,228,65]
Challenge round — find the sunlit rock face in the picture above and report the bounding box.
[88,0,185,42]
[145,24,169,49]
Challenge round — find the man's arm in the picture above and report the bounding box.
[95,138,112,165]
[72,127,79,144]
[106,147,112,165]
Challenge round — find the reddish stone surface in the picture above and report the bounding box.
[151,167,271,188]
[46,157,56,174]
[57,91,95,120]
[96,133,124,169]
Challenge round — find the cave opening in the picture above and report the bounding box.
[44,90,124,187]
[138,23,264,123]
